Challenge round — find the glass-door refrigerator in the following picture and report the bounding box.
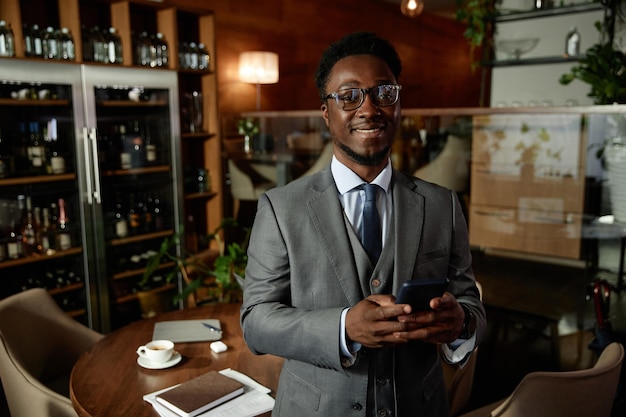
[0,59,183,332]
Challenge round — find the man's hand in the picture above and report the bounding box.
[345,294,412,348]
[393,292,465,344]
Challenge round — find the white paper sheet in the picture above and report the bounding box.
[143,368,274,417]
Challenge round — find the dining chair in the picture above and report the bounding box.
[458,341,624,417]
[227,159,275,221]
[0,288,104,417]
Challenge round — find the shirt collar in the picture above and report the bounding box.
[331,155,392,195]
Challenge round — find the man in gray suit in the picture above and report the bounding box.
[241,31,486,417]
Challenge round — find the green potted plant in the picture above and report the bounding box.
[455,0,497,71]
[237,117,259,154]
[559,17,626,105]
[141,218,249,306]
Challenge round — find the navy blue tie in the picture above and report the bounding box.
[361,184,382,263]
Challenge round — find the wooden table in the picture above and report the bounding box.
[70,303,283,417]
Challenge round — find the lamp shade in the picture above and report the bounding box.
[239,51,279,84]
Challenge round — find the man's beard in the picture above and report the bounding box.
[337,141,391,166]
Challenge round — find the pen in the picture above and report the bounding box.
[202,322,222,333]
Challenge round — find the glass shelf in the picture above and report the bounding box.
[495,2,604,22]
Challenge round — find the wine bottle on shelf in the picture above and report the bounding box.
[118,124,131,170]
[127,193,141,235]
[45,118,66,174]
[129,120,144,168]
[0,20,15,57]
[152,194,164,231]
[42,26,59,60]
[7,202,22,259]
[31,24,43,58]
[27,121,46,174]
[114,192,128,238]
[15,195,26,257]
[155,32,168,67]
[21,195,38,256]
[33,206,43,254]
[0,201,8,261]
[59,27,75,61]
[105,27,123,64]
[144,125,157,165]
[40,206,53,254]
[47,202,58,253]
[56,198,72,250]
[143,193,154,232]
[91,26,106,63]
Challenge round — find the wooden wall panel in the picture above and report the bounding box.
[171,0,484,113]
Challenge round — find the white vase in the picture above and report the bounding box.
[605,141,626,223]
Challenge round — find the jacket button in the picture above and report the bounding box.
[377,409,389,417]
[352,402,363,411]
[376,377,387,386]
[371,278,381,287]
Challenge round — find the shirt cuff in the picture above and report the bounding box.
[442,333,477,367]
[340,308,361,361]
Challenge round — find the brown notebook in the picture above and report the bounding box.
[155,371,245,417]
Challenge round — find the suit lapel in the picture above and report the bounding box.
[307,171,364,305]
[391,172,424,295]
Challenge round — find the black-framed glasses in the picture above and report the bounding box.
[324,84,402,111]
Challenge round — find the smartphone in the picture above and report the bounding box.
[395,278,450,311]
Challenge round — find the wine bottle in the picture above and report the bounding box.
[81,24,93,62]
[0,20,15,57]
[47,203,58,253]
[21,195,38,256]
[27,121,46,174]
[33,206,43,254]
[46,118,66,174]
[31,24,43,58]
[0,201,8,261]
[106,27,123,64]
[129,120,144,168]
[127,193,141,235]
[7,202,22,259]
[155,32,168,67]
[56,198,72,250]
[114,192,129,238]
[152,194,164,231]
[40,206,52,254]
[59,27,75,61]
[42,26,59,60]
[144,125,157,165]
[118,124,131,169]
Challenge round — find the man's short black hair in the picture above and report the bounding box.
[314,31,403,101]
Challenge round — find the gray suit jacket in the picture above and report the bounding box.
[241,167,486,417]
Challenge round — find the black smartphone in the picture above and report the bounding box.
[395,278,450,311]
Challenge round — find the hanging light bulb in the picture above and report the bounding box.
[401,0,424,17]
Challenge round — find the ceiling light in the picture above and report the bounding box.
[401,0,424,17]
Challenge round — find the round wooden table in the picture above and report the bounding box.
[70,303,283,417]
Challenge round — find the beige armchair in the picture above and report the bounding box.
[458,342,624,417]
[0,288,104,417]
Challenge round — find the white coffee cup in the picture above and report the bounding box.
[136,340,174,363]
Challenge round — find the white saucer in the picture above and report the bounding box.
[137,351,182,369]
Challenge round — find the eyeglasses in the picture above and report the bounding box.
[324,84,402,111]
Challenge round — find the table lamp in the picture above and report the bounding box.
[238,51,279,110]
